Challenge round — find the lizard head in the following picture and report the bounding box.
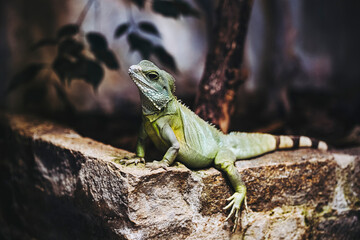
[129,60,175,114]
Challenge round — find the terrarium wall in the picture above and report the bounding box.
[1,0,360,149]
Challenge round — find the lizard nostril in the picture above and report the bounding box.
[129,65,142,72]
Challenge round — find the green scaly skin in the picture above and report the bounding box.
[120,60,328,231]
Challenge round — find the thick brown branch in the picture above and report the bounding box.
[194,0,253,133]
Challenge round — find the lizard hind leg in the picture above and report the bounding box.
[214,149,247,231]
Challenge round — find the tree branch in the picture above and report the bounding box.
[194,0,253,133]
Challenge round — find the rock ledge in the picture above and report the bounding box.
[0,113,359,239]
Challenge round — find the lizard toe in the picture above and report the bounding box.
[146,160,168,170]
[118,157,144,166]
[224,191,246,231]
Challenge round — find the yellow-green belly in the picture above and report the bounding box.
[177,141,215,169]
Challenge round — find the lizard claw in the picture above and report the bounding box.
[146,160,169,170]
[118,157,145,166]
[224,187,246,232]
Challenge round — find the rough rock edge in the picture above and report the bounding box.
[0,113,359,240]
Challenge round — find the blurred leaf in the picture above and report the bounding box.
[152,0,199,19]
[174,0,200,17]
[57,24,80,39]
[72,58,104,89]
[86,32,108,52]
[58,38,84,57]
[153,46,177,72]
[94,50,120,70]
[86,31,120,70]
[139,21,161,37]
[8,64,45,92]
[31,38,58,51]
[52,56,75,84]
[127,33,153,59]
[53,55,105,89]
[131,0,145,8]
[114,23,129,38]
[152,0,180,18]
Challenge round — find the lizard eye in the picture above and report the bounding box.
[147,72,159,80]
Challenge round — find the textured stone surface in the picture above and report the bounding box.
[243,206,308,240]
[0,113,359,239]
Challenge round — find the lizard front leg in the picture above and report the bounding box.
[135,123,147,162]
[146,123,180,170]
[214,149,247,231]
[118,123,147,165]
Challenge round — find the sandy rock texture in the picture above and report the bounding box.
[0,113,359,239]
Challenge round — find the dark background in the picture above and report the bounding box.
[1,0,360,150]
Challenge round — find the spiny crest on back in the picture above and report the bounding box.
[177,99,222,135]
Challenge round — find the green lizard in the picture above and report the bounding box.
[120,60,327,230]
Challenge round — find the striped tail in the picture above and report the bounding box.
[225,132,328,159]
[275,135,328,151]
